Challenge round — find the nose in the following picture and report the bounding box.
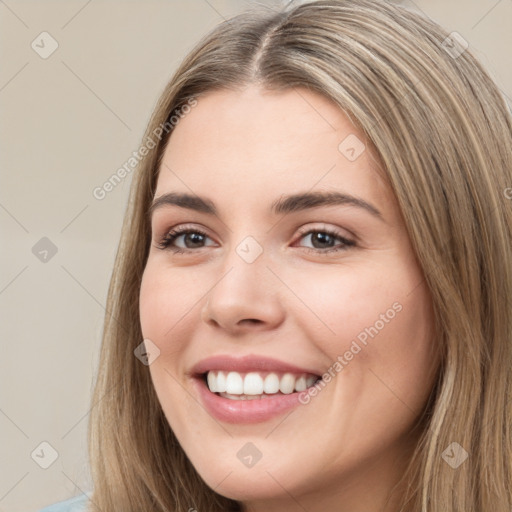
[200,252,286,334]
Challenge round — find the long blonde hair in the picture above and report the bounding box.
[88,1,512,510]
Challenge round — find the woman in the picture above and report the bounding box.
[40,0,512,510]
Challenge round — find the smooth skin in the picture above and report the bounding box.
[139,85,439,512]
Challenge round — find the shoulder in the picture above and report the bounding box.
[38,493,89,512]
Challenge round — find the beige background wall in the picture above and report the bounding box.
[1,1,510,511]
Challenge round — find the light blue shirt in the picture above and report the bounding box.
[38,493,89,512]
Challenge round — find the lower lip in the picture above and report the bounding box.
[193,376,305,424]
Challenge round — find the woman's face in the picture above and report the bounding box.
[139,85,439,511]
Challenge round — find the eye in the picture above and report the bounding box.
[294,227,356,253]
[155,227,216,253]
[155,225,356,254]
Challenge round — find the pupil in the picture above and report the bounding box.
[182,232,335,249]
[313,232,333,248]
[186,233,204,248]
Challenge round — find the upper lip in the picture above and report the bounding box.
[189,354,322,377]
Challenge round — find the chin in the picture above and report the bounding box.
[201,467,291,502]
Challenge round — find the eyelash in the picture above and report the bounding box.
[156,227,211,253]
[156,225,356,255]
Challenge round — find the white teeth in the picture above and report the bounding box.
[263,373,280,394]
[306,375,317,388]
[207,372,217,392]
[244,372,264,395]
[295,376,307,392]
[279,373,296,394]
[219,392,273,400]
[225,371,244,394]
[206,370,318,395]
[217,371,227,393]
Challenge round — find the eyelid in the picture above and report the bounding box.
[155,222,214,240]
[294,222,355,241]
[155,222,356,253]
[155,223,217,251]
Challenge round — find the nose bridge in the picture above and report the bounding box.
[201,231,285,330]
[212,232,272,304]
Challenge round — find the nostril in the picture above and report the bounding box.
[241,319,262,325]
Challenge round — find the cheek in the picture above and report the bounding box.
[139,261,199,347]
[290,260,437,407]
[285,261,416,346]
[139,261,209,415]
[139,263,197,431]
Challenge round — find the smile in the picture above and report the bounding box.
[206,370,319,399]
[189,355,323,423]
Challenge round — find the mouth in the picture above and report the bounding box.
[189,354,324,423]
[201,370,321,400]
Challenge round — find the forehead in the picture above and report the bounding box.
[156,86,391,214]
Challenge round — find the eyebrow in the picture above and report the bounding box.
[149,191,383,220]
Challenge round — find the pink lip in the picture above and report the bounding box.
[189,354,321,377]
[189,354,321,424]
[192,376,307,424]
